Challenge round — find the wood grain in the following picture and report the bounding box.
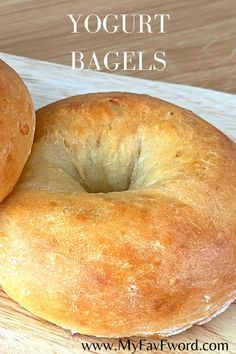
[0,0,236,93]
[0,52,235,353]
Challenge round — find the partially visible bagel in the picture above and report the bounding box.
[0,92,235,337]
[0,59,35,202]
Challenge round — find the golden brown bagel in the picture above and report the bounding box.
[0,92,235,337]
[0,59,35,202]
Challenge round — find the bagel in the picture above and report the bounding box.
[0,92,235,337]
[0,59,35,203]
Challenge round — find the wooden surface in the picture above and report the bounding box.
[0,52,235,353]
[0,0,236,93]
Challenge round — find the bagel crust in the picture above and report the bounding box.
[0,59,35,202]
[0,92,235,337]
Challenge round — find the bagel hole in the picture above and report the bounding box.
[73,145,140,194]
[77,178,130,194]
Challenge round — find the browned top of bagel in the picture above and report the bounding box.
[0,59,35,202]
[0,92,235,337]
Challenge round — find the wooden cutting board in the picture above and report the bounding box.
[0,52,235,354]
